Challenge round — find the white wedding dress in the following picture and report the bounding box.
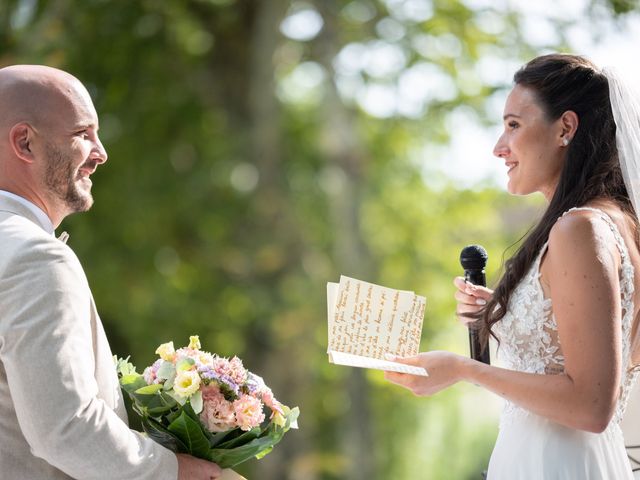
[487,207,640,479]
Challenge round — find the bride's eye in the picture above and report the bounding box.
[508,121,519,129]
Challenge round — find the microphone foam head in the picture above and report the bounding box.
[460,244,488,271]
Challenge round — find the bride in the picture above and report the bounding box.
[385,54,640,478]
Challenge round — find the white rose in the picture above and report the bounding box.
[173,370,201,398]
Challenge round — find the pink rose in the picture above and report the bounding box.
[211,356,248,386]
[233,395,265,431]
[199,385,236,432]
[259,387,283,416]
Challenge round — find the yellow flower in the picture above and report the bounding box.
[272,410,285,427]
[173,370,201,398]
[198,351,213,366]
[155,342,175,361]
[188,335,201,350]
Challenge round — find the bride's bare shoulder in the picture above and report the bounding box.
[547,207,620,265]
[550,207,613,235]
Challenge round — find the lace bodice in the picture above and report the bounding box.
[494,207,640,428]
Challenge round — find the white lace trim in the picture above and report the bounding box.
[496,207,637,428]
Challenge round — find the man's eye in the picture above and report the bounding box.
[74,130,90,138]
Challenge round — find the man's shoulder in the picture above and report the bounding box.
[1,211,58,247]
[0,211,76,269]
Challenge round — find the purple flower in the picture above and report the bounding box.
[143,358,164,385]
[246,373,266,395]
[198,366,240,399]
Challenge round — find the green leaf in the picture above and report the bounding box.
[255,446,273,460]
[206,410,299,468]
[142,416,189,453]
[166,409,184,425]
[132,388,177,414]
[147,392,179,416]
[284,406,300,431]
[208,428,241,448]
[189,390,203,414]
[115,356,138,376]
[135,384,164,395]
[156,361,175,380]
[162,370,176,391]
[120,374,147,394]
[168,391,187,406]
[167,410,212,459]
[216,427,260,449]
[181,401,201,422]
[209,435,281,469]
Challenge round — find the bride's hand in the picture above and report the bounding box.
[383,351,467,396]
[453,276,493,326]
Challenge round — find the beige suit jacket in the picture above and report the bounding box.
[0,196,178,479]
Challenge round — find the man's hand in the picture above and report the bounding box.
[177,453,222,480]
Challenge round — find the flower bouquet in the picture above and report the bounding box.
[115,336,299,471]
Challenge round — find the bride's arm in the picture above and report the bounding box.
[386,211,623,433]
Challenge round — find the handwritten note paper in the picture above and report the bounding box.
[327,276,428,376]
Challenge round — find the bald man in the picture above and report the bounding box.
[0,66,221,479]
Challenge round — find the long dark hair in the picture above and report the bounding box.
[481,54,637,345]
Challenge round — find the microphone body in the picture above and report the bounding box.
[460,245,491,365]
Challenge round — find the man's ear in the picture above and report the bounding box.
[9,123,36,163]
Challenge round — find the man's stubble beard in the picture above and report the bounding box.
[44,142,94,214]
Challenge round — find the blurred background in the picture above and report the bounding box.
[1,0,639,478]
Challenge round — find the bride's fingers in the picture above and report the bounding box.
[453,276,467,290]
[384,368,421,390]
[463,283,493,300]
[384,371,411,388]
[454,276,492,327]
[385,354,419,366]
[454,289,487,306]
[453,276,494,301]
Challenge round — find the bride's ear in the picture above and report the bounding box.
[558,110,579,147]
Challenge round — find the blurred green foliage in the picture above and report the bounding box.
[0,0,634,478]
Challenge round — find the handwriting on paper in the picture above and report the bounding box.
[327,275,427,376]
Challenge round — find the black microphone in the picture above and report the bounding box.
[459,245,490,365]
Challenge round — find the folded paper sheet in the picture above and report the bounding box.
[327,275,428,376]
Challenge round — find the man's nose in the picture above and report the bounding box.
[93,136,108,164]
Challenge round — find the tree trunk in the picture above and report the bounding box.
[315,2,376,479]
[246,1,313,479]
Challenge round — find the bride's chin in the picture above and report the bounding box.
[506,175,535,196]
